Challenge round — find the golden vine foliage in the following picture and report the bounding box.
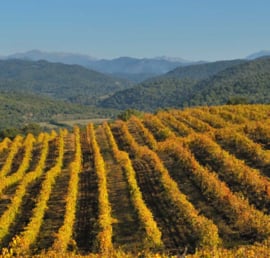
[215,128,270,170]
[87,124,113,254]
[170,110,213,132]
[103,122,162,248]
[187,133,270,205]
[128,116,158,150]
[142,113,175,141]
[49,130,58,141]
[210,107,248,124]
[157,111,194,136]
[0,138,11,153]
[242,122,270,148]
[116,121,220,249]
[220,104,270,121]
[0,133,49,245]
[10,130,64,255]
[159,138,270,240]
[188,107,228,128]
[1,105,270,257]
[0,133,35,197]
[52,126,82,252]
[0,135,23,178]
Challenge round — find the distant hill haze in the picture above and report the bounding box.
[6,49,97,64]
[246,50,270,60]
[3,49,270,82]
[1,50,203,82]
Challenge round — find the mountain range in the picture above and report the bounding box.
[246,50,270,60]
[1,50,202,82]
[1,49,270,129]
[2,49,269,83]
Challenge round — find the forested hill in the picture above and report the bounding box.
[164,59,245,80]
[2,50,200,82]
[0,59,133,105]
[100,57,270,111]
[0,91,115,130]
[188,57,270,106]
[99,78,197,111]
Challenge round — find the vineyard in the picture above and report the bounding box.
[0,105,270,257]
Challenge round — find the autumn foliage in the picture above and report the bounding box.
[0,104,270,257]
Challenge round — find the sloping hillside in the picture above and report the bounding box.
[0,59,133,105]
[165,59,245,80]
[0,105,270,257]
[100,78,197,111]
[188,57,270,106]
[2,50,199,82]
[100,58,270,111]
[0,91,116,129]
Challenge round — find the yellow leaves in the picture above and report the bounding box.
[143,113,175,141]
[158,111,194,137]
[160,137,270,240]
[13,131,64,253]
[103,122,163,248]
[0,135,22,178]
[129,116,158,150]
[187,133,270,206]
[1,105,270,256]
[52,126,82,253]
[0,133,50,244]
[115,120,220,249]
[88,123,113,254]
[0,137,11,153]
[0,133,36,196]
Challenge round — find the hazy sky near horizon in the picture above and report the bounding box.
[0,0,269,61]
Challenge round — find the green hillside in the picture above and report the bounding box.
[0,59,133,105]
[100,58,270,111]
[165,59,245,80]
[188,57,270,106]
[0,91,117,130]
[100,78,197,111]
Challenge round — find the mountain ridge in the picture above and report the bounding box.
[100,57,270,111]
[0,59,133,105]
[0,49,201,82]
[3,49,270,82]
[246,50,270,60]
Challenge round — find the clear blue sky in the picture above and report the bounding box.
[0,0,269,61]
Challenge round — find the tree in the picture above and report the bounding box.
[226,96,250,105]
[117,109,143,121]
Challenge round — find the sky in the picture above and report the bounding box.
[0,0,270,61]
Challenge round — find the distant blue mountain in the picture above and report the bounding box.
[1,50,200,82]
[6,49,97,66]
[246,50,270,60]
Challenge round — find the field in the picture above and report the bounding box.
[0,105,270,257]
